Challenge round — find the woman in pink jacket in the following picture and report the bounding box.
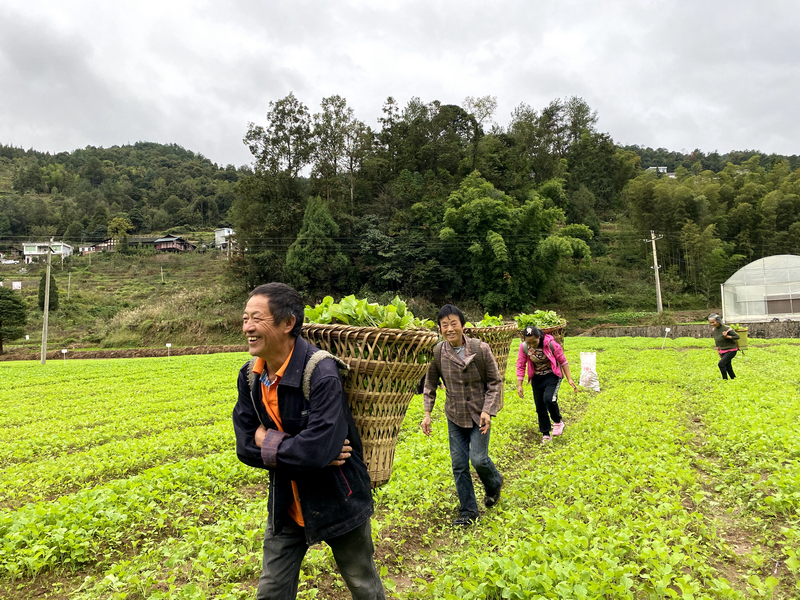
[516,326,577,443]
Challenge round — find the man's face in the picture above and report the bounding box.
[439,314,464,347]
[242,295,293,358]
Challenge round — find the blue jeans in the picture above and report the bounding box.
[447,419,503,517]
[257,518,385,600]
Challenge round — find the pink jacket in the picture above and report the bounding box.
[516,334,568,381]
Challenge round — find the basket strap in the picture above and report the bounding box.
[302,350,350,402]
[246,357,258,389]
[433,341,444,375]
[248,352,349,402]
[469,338,487,385]
[434,340,487,386]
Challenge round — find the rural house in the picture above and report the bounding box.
[214,228,235,251]
[23,241,74,264]
[154,234,196,253]
[125,235,196,253]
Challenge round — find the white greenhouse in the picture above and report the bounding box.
[722,254,800,323]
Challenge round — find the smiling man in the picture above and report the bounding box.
[232,282,385,600]
[420,304,504,526]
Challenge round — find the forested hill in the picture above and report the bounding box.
[2,94,799,314]
[624,145,800,173]
[0,141,246,241]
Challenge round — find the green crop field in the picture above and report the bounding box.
[2,338,800,599]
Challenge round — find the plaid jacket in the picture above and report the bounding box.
[423,335,503,428]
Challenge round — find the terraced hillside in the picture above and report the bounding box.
[0,249,243,351]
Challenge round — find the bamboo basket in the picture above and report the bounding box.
[302,323,439,488]
[517,321,567,348]
[733,327,748,351]
[463,322,519,392]
[539,321,567,348]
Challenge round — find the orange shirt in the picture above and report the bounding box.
[254,349,304,527]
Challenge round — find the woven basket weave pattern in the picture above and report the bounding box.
[302,323,439,488]
[539,323,566,348]
[463,322,519,385]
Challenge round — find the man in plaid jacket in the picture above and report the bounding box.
[420,304,504,526]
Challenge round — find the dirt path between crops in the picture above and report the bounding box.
[685,401,791,598]
[0,344,248,361]
[358,389,592,600]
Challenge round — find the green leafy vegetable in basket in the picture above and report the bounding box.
[305,295,435,330]
[515,310,564,329]
[473,313,505,327]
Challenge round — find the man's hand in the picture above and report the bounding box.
[329,439,352,466]
[420,415,432,436]
[254,424,267,448]
[479,411,491,434]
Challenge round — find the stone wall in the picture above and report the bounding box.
[583,321,800,339]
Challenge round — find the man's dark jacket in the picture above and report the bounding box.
[233,336,373,544]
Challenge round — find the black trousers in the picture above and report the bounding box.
[257,518,385,600]
[531,373,562,435]
[718,350,737,379]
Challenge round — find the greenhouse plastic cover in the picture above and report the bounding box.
[722,254,800,323]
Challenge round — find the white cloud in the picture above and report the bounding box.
[1,0,798,166]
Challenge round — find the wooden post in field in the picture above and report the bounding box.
[643,230,664,314]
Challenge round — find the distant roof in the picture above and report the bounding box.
[725,254,800,286]
[24,241,73,247]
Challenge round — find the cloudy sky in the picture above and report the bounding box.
[1,0,798,167]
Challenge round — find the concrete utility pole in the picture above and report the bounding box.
[643,230,664,314]
[40,241,53,365]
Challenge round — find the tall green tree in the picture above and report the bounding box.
[398,100,473,176]
[89,205,109,239]
[228,172,307,291]
[62,221,83,243]
[462,95,498,171]
[564,96,598,145]
[438,171,570,310]
[0,287,27,354]
[38,271,59,312]
[244,92,314,176]
[375,96,403,181]
[342,118,372,212]
[107,217,134,242]
[508,102,566,186]
[285,196,351,294]
[566,131,622,214]
[0,213,11,237]
[680,223,744,301]
[312,95,351,203]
